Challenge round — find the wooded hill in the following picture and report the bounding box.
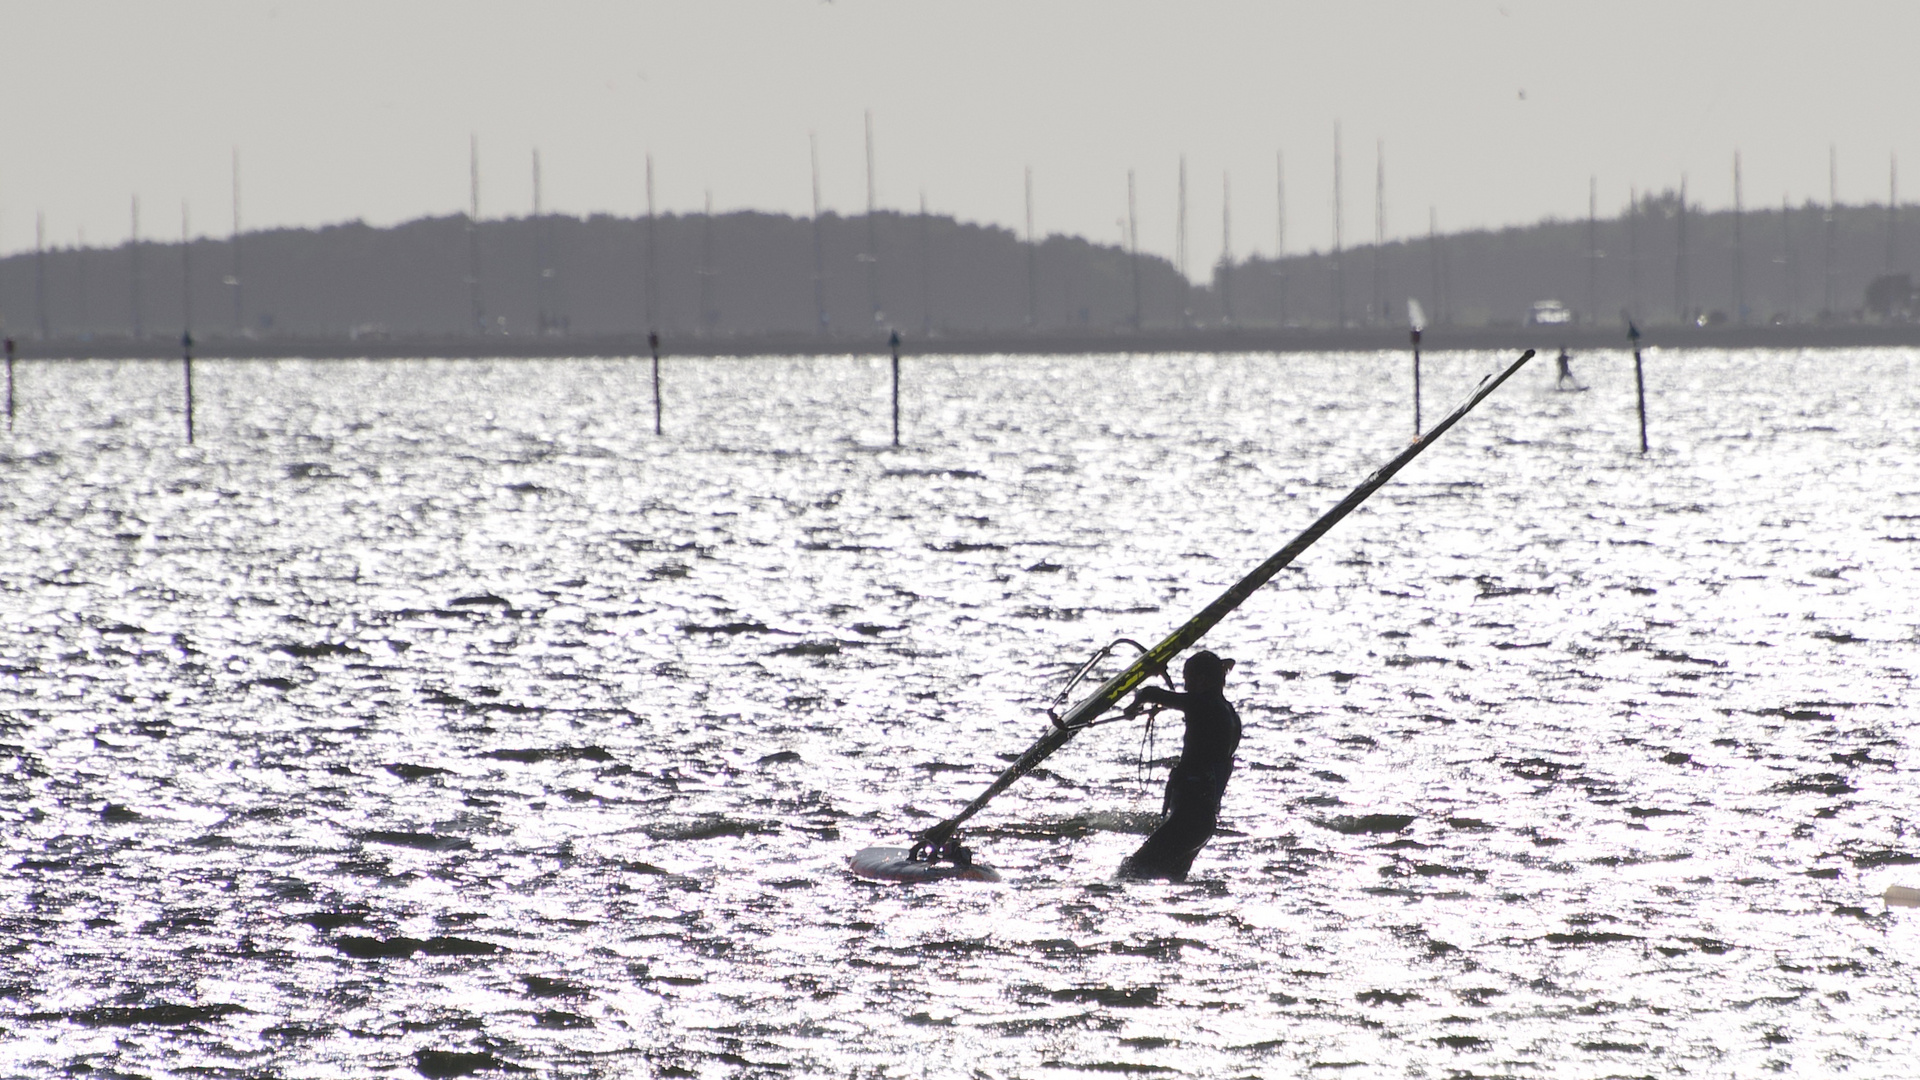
[1228,190,1916,330]
[1,193,1911,343]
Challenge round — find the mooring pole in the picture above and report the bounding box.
[4,337,14,432]
[1407,299,1427,435]
[889,329,901,447]
[648,330,662,436]
[1628,320,1648,454]
[181,331,195,445]
[1410,325,1423,434]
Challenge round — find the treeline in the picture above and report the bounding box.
[0,212,1190,341]
[1227,191,1916,329]
[0,194,1911,341]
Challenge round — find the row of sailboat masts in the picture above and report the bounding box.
[59,153,243,341]
[24,143,1910,342]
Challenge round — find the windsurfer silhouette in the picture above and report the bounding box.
[1115,650,1241,882]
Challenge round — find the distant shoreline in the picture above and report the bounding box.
[9,322,1920,361]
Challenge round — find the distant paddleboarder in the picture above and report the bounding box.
[1116,651,1241,882]
[1555,348,1576,389]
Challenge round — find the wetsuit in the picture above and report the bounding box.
[1116,655,1241,882]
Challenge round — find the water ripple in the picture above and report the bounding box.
[0,349,1916,1076]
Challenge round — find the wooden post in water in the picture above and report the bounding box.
[1410,327,1423,434]
[648,330,662,436]
[1407,299,1426,434]
[1628,320,1648,453]
[4,337,14,432]
[889,329,902,447]
[182,331,195,445]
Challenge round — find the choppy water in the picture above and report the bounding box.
[1,348,1917,1078]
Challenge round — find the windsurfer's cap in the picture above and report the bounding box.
[1183,650,1235,686]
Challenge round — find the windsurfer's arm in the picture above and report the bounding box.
[1125,686,1186,716]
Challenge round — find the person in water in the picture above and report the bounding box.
[1555,348,1576,388]
[1115,650,1241,882]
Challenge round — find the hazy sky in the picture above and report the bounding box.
[5,1,1916,270]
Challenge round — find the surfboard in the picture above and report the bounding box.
[848,846,1003,883]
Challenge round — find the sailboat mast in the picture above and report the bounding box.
[811,133,826,335]
[1220,171,1233,323]
[1332,123,1345,327]
[230,148,243,333]
[865,111,879,325]
[130,195,143,340]
[469,135,486,334]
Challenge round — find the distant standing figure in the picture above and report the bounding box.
[1555,348,1575,389]
[1116,651,1241,882]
